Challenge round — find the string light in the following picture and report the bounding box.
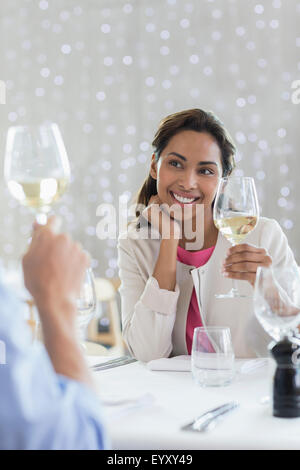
[1,0,299,276]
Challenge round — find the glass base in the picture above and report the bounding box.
[193,369,235,387]
[215,288,248,299]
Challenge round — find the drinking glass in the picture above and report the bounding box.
[213,176,259,298]
[4,122,95,343]
[4,123,70,224]
[76,267,97,343]
[254,266,300,342]
[254,266,300,413]
[191,327,235,387]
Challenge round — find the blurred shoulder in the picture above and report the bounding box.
[257,216,284,237]
[257,216,296,266]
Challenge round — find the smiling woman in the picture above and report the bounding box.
[117,108,298,362]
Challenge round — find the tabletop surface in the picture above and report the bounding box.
[89,356,300,450]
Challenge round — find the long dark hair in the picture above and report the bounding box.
[135,109,236,212]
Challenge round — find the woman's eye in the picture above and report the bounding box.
[199,168,214,175]
[169,160,182,168]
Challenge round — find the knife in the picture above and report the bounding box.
[90,356,130,370]
[181,401,239,432]
[92,357,137,371]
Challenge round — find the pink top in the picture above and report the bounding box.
[177,245,215,354]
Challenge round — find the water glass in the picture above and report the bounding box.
[191,327,235,387]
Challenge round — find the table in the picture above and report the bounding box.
[89,357,300,450]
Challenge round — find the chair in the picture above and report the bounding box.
[87,277,125,355]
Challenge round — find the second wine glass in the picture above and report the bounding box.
[213,176,260,298]
[76,267,97,343]
[4,123,71,224]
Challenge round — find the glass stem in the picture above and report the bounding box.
[35,212,47,225]
[232,279,239,294]
[231,242,239,295]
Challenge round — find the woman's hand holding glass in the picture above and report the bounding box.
[213,176,260,298]
[222,244,272,287]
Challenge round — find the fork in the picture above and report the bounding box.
[181,401,239,432]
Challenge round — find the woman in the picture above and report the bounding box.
[118,108,297,362]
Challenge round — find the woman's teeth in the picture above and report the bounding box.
[172,192,197,204]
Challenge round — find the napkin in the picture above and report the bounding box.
[146,355,269,374]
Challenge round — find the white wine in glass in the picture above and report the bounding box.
[4,123,70,224]
[213,176,259,298]
[215,215,258,245]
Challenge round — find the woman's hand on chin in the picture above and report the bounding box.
[142,195,181,240]
[221,243,272,287]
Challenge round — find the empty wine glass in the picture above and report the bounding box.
[254,266,300,342]
[254,266,300,416]
[4,123,70,224]
[213,176,259,298]
[76,267,97,343]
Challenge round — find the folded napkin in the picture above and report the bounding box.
[147,355,269,374]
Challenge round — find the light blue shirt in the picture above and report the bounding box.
[0,281,109,450]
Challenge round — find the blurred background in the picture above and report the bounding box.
[0,0,300,281]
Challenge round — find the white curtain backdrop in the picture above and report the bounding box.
[0,0,299,279]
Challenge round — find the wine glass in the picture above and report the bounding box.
[213,176,259,298]
[254,266,300,342]
[4,123,70,224]
[76,267,97,344]
[254,266,300,414]
[4,123,95,344]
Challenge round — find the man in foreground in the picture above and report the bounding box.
[0,218,108,450]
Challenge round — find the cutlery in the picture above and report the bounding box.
[181,401,239,432]
[90,356,130,369]
[91,357,137,371]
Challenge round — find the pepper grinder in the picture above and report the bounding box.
[270,335,300,418]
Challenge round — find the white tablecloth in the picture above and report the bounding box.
[89,356,300,450]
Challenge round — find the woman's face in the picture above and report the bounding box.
[150,130,223,218]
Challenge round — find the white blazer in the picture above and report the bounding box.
[117,217,298,362]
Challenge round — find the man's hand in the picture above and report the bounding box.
[23,217,89,322]
[22,217,93,387]
[222,243,272,287]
